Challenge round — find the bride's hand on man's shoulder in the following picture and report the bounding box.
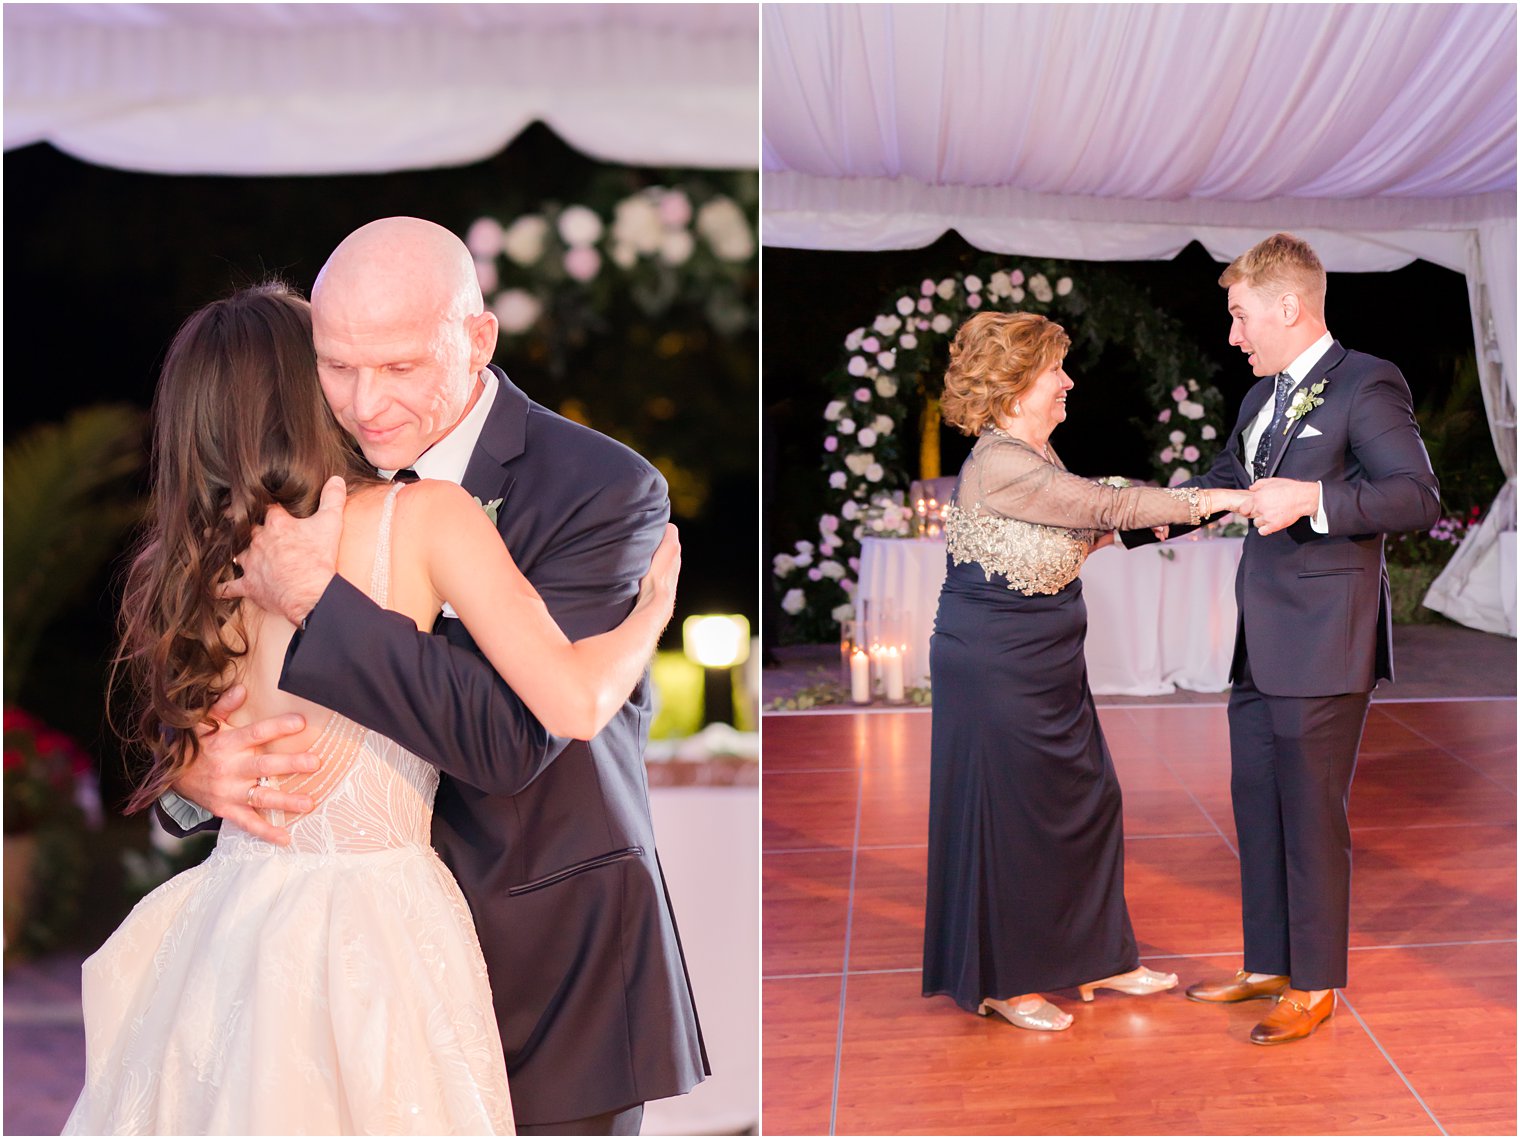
[639,524,681,617]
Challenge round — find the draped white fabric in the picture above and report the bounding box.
[764,3,1516,634]
[3,4,758,173]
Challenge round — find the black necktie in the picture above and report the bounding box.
[392,468,420,484]
[1251,373,1297,481]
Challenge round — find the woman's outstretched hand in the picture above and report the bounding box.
[1207,489,1255,518]
[639,523,681,626]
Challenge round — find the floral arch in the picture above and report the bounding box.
[772,260,1229,638]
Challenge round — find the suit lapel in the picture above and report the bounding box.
[1264,342,1346,480]
[461,364,529,509]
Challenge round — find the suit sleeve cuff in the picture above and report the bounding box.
[1309,480,1329,534]
[159,789,213,830]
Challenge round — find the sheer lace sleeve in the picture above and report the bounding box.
[964,435,1201,530]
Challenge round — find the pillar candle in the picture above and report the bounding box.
[850,649,872,704]
[882,646,905,701]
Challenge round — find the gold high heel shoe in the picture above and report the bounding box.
[1077,966,1178,1003]
[976,995,1072,1031]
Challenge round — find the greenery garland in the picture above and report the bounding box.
[772,258,1228,640]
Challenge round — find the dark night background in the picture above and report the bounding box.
[5,125,758,805]
[763,232,1501,650]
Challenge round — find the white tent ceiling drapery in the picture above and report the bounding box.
[763,3,1517,635]
[4,3,758,174]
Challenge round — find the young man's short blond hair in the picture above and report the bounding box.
[1219,232,1327,318]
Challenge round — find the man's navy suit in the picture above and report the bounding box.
[282,365,707,1126]
[1131,342,1439,987]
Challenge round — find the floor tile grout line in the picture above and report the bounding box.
[763,933,1520,981]
[1339,992,1449,1137]
[1153,735,1240,859]
[762,695,1516,719]
[1376,704,1517,796]
[828,767,864,1138]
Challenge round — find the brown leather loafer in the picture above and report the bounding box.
[1184,970,1289,1003]
[1249,989,1336,1045]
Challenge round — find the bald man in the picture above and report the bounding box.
[162,218,707,1134]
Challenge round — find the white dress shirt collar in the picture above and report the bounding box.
[380,370,498,486]
[1282,330,1334,388]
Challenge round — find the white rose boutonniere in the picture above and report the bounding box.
[474,496,504,525]
[1283,379,1327,433]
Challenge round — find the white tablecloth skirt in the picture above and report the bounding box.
[857,536,1244,696]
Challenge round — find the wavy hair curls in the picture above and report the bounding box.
[941,311,1072,436]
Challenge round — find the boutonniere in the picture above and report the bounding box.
[1283,379,1328,434]
[473,496,504,524]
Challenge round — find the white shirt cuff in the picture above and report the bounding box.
[160,789,213,830]
[1309,481,1329,534]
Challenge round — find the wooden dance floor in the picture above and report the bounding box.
[762,701,1516,1136]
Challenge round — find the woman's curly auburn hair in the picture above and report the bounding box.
[113,282,380,814]
[940,311,1071,436]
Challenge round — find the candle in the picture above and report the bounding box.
[882,646,905,701]
[850,649,872,704]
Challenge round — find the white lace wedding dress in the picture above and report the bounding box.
[64,484,514,1135]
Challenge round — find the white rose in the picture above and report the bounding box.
[780,589,806,615]
[1010,286,1026,303]
[937,278,956,300]
[659,229,695,266]
[466,217,504,259]
[989,270,1012,298]
[1187,379,1200,392]
[1168,467,1192,486]
[873,415,894,434]
[866,463,884,482]
[1179,400,1206,420]
[793,550,812,568]
[819,560,845,580]
[611,195,663,254]
[1056,277,1073,296]
[695,196,754,261]
[1169,429,1186,446]
[841,500,860,520]
[557,205,603,248]
[837,418,856,435]
[796,540,814,554]
[870,517,886,532]
[896,296,915,316]
[829,471,847,489]
[964,274,983,293]
[824,400,846,421]
[831,603,856,623]
[491,289,543,335]
[847,356,868,376]
[845,328,865,351]
[877,350,896,371]
[609,241,638,269]
[857,428,878,447]
[1030,274,1054,303]
[873,314,902,337]
[1201,425,1218,441]
[772,553,797,576]
[931,314,952,334]
[900,333,918,350]
[876,376,899,398]
[502,215,550,266]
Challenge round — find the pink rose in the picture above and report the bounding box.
[921,279,936,296]
[855,387,871,402]
[1171,386,1188,402]
[1160,447,1174,463]
[658,189,692,228]
[1157,409,1172,423]
[967,294,982,309]
[1009,269,1025,286]
[862,336,880,353]
[824,437,839,452]
[564,246,601,282]
[1183,446,1200,462]
[917,298,932,314]
[808,568,823,581]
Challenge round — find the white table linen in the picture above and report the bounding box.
[857,535,1244,695]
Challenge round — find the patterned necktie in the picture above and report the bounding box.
[1251,372,1297,481]
[391,467,420,483]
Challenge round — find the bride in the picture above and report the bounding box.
[63,283,678,1135]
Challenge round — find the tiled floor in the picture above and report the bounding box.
[762,700,1517,1136]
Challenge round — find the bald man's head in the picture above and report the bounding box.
[310,217,499,470]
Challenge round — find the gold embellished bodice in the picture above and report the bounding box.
[944,432,1202,596]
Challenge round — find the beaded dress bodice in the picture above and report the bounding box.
[216,482,438,858]
[944,432,1201,596]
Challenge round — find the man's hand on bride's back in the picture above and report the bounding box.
[637,523,681,627]
[221,476,347,626]
[171,685,320,847]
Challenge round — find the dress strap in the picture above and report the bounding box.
[369,481,406,608]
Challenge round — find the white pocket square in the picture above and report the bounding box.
[1298,424,1323,438]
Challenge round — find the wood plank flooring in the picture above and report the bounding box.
[762,701,1517,1135]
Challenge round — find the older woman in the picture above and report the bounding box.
[921,312,1250,1030]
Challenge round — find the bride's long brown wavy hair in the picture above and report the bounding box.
[116,282,379,813]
